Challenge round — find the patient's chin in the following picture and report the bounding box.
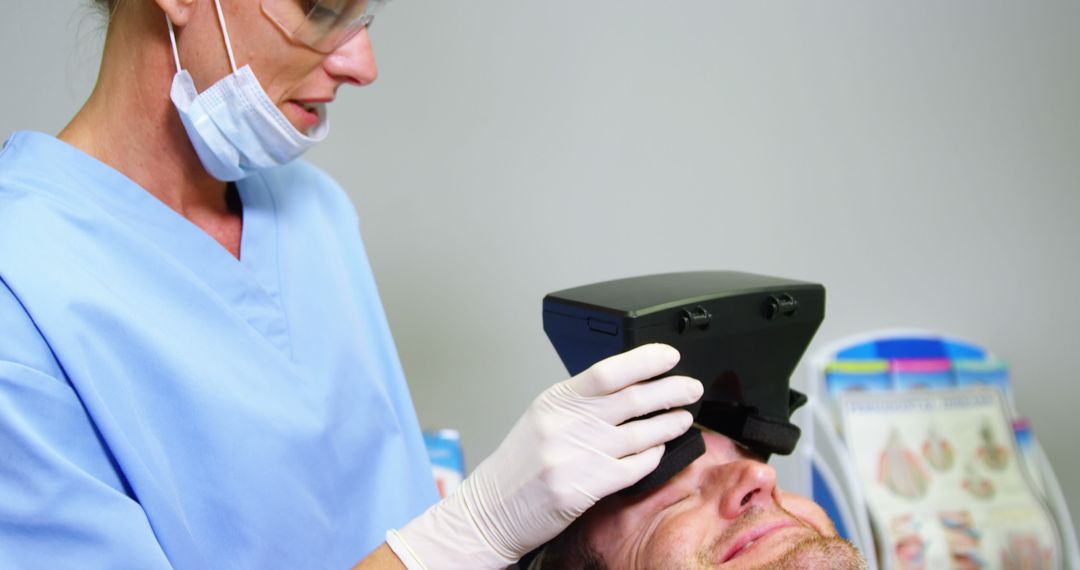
[767,536,867,570]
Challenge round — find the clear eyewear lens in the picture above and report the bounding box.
[262,0,385,53]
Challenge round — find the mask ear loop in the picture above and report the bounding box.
[163,0,238,75]
[166,15,183,73]
[211,0,239,73]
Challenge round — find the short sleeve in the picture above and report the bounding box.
[0,283,173,569]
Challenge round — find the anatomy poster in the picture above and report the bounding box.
[839,387,1059,569]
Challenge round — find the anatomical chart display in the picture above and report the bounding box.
[839,387,1059,570]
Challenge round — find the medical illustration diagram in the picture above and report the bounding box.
[961,461,996,500]
[940,511,986,569]
[891,514,927,570]
[977,421,1010,471]
[880,428,931,500]
[1001,532,1054,570]
[923,425,956,472]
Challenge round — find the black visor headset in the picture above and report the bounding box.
[542,271,825,495]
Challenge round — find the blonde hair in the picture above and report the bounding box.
[93,0,125,17]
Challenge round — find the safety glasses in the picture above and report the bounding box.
[262,0,388,53]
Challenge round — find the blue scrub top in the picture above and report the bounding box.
[0,132,439,569]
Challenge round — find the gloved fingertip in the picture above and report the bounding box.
[615,443,667,489]
[688,378,704,402]
[641,343,680,367]
[661,344,681,366]
[642,442,666,467]
[662,377,703,408]
[676,409,694,431]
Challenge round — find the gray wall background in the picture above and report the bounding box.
[4,0,1077,540]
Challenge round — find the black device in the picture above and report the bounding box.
[542,270,825,495]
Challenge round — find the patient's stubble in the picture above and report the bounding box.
[680,506,867,570]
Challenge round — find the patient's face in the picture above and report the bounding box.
[577,431,865,569]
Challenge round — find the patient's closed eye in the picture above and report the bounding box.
[662,492,693,510]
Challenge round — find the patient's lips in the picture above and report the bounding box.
[721,520,799,563]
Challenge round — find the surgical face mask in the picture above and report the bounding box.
[166,0,329,182]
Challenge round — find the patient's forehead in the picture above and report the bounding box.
[698,429,759,464]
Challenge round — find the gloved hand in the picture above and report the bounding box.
[386,343,703,569]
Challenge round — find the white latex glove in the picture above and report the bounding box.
[386,343,703,569]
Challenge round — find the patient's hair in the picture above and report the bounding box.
[525,519,606,570]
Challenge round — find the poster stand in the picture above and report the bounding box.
[774,329,1078,569]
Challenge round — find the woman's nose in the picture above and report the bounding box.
[323,27,378,86]
[718,460,778,519]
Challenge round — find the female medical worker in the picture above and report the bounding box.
[0,0,704,568]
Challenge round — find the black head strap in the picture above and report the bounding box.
[621,388,809,496]
[695,394,804,460]
[618,427,705,496]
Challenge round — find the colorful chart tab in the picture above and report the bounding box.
[954,359,1010,393]
[826,360,891,397]
[891,358,955,390]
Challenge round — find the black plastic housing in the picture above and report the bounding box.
[542,271,825,439]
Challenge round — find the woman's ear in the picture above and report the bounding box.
[153,0,197,26]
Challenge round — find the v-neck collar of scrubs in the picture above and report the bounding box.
[6,131,292,357]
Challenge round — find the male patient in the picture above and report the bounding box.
[525,429,867,569]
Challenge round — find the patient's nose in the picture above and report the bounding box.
[719,460,778,519]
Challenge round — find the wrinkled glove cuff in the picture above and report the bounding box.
[393,486,518,570]
[386,529,426,570]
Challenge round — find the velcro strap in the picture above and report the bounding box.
[696,399,803,459]
[740,414,802,456]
